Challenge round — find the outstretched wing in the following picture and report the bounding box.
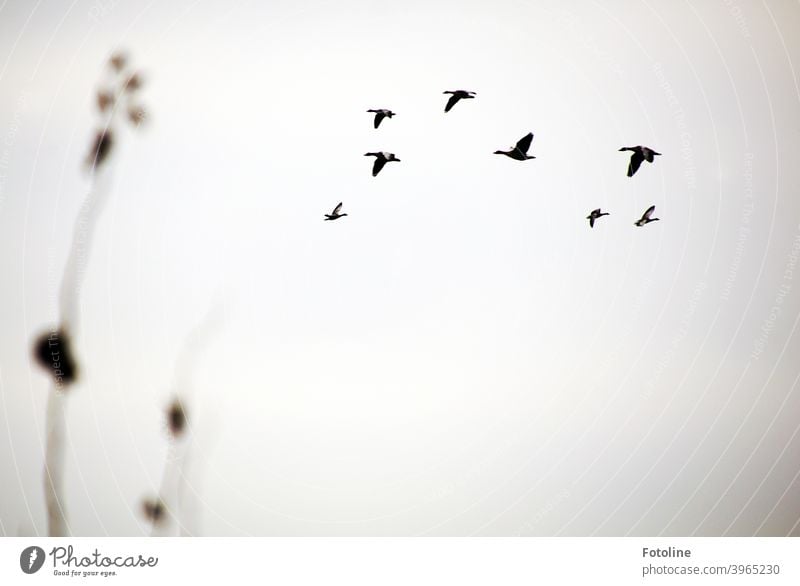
[591,208,601,215]
[444,94,460,112]
[644,148,660,162]
[642,205,656,220]
[627,151,644,177]
[373,112,385,128]
[333,202,343,215]
[515,132,533,154]
[372,158,387,176]
[589,216,595,228]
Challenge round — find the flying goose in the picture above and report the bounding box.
[324,202,347,221]
[619,146,661,177]
[586,208,609,228]
[443,90,476,113]
[634,205,660,226]
[367,109,395,129]
[494,132,535,161]
[364,151,400,176]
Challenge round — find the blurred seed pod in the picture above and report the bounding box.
[85,129,114,171]
[167,398,187,437]
[126,104,147,128]
[122,72,143,93]
[109,51,127,72]
[32,327,79,387]
[96,90,115,113]
[141,498,166,524]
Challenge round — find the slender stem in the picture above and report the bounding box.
[43,162,115,537]
[43,386,68,536]
[177,448,196,537]
[58,169,113,329]
[41,54,146,537]
[149,305,221,536]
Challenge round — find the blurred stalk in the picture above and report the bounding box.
[40,50,147,536]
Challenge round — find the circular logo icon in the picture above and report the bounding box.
[20,546,45,574]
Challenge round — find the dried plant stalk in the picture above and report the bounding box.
[38,50,148,536]
[144,306,222,537]
[41,165,117,535]
[149,420,191,537]
[43,388,68,536]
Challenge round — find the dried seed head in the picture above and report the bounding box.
[96,90,115,113]
[32,327,79,388]
[167,398,187,437]
[122,72,143,93]
[109,51,127,72]
[141,498,166,524]
[86,129,114,171]
[127,105,147,127]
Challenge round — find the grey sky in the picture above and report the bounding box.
[1,0,800,536]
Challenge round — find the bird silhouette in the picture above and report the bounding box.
[634,205,660,226]
[324,202,348,221]
[366,109,396,129]
[494,132,535,161]
[619,146,661,177]
[364,151,401,176]
[443,90,476,112]
[586,208,610,228]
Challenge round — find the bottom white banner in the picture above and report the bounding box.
[1,537,796,585]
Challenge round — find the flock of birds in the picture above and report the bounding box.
[324,90,662,228]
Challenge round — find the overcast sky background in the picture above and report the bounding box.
[1,0,800,536]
